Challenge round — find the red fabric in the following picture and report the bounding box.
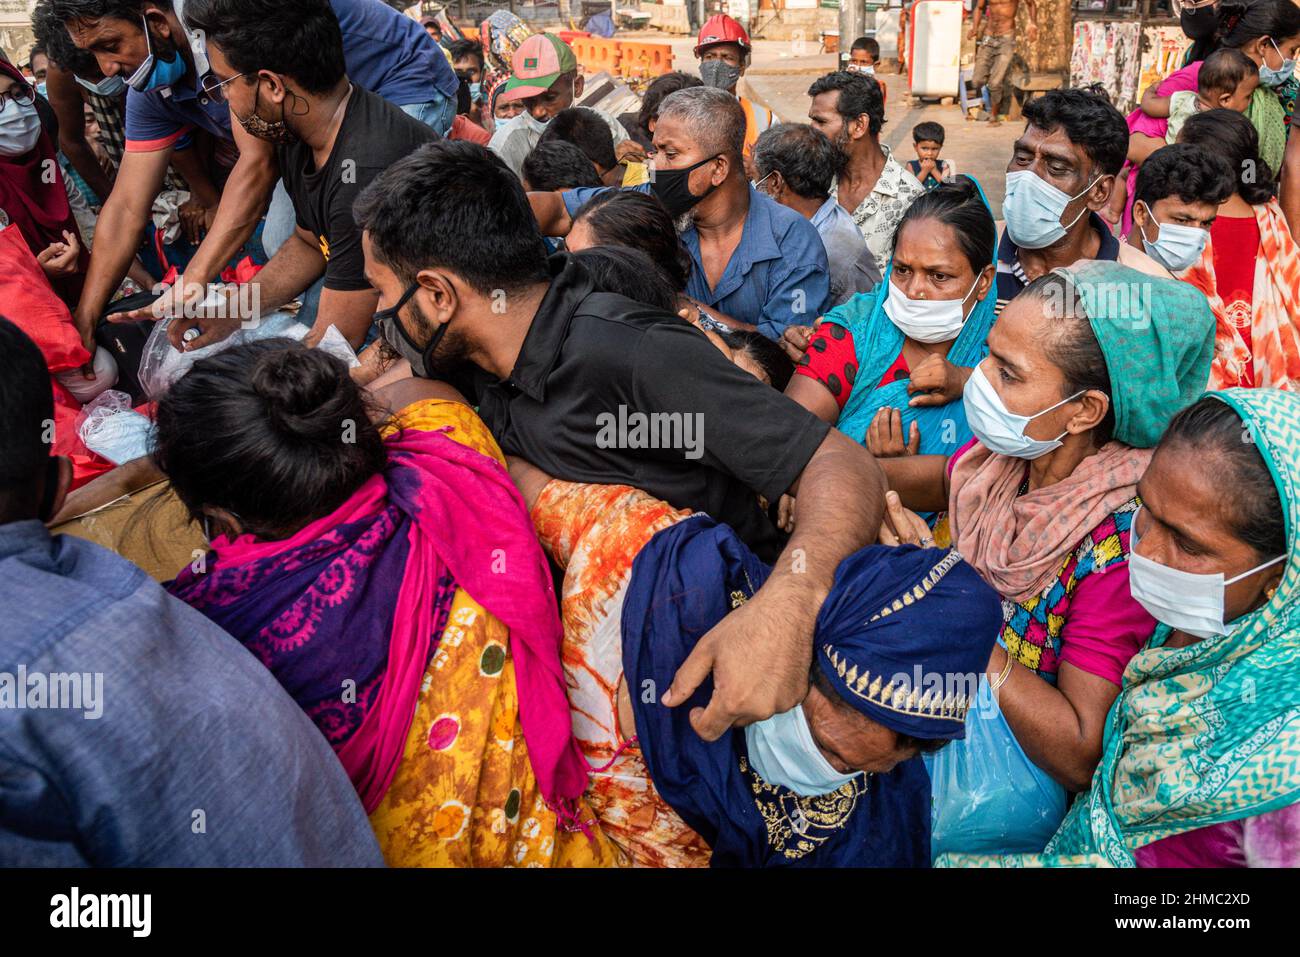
[0,61,81,258]
[219,255,263,284]
[1210,214,1260,386]
[0,225,87,373]
[448,114,491,144]
[876,349,910,389]
[795,322,870,411]
[52,380,113,489]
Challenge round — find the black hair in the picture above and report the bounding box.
[751,122,845,200]
[1178,108,1277,204]
[29,45,47,67]
[1219,0,1300,50]
[912,120,945,145]
[354,141,550,294]
[570,245,680,313]
[849,36,880,59]
[538,106,617,172]
[1133,142,1236,210]
[152,340,385,540]
[521,140,603,191]
[447,38,484,70]
[1198,46,1257,96]
[891,175,996,272]
[1022,87,1129,177]
[717,328,795,391]
[1017,272,1116,446]
[0,318,55,523]
[570,189,691,291]
[46,0,169,24]
[183,0,346,95]
[33,0,105,76]
[807,70,885,135]
[1159,396,1287,558]
[635,70,703,134]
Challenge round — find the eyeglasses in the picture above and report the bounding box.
[0,85,37,110]
[199,71,247,103]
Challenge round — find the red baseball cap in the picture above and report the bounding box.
[694,14,751,57]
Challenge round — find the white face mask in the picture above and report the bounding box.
[74,74,128,96]
[1137,201,1209,273]
[1127,508,1286,639]
[523,111,550,136]
[744,703,861,797]
[0,97,42,157]
[1003,169,1100,250]
[883,271,982,344]
[962,364,1085,459]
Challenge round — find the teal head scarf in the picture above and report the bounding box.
[1055,260,1215,449]
[827,177,998,488]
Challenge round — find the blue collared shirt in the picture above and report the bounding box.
[0,521,384,866]
[562,184,830,340]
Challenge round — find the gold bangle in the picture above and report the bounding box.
[988,648,1014,693]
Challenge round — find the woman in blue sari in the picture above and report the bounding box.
[785,176,997,504]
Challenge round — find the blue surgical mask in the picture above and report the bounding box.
[36,82,47,98]
[75,74,127,96]
[126,15,188,93]
[0,97,43,157]
[1002,169,1101,249]
[469,81,482,102]
[744,704,861,797]
[1260,38,1296,88]
[1137,201,1209,272]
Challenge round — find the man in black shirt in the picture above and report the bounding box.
[167,0,436,351]
[355,141,888,743]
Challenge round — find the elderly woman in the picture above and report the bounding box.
[784,177,996,496]
[510,458,1001,867]
[954,389,1300,866]
[156,341,621,867]
[881,261,1216,855]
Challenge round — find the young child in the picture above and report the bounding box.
[907,122,953,189]
[1165,48,1258,142]
[847,36,886,107]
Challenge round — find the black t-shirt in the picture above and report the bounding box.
[278,86,437,292]
[453,255,831,562]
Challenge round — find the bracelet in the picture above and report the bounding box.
[988,649,1014,693]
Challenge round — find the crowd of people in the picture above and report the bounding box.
[1,0,1299,869]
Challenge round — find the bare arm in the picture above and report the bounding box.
[47,64,113,201]
[879,454,949,512]
[990,648,1121,792]
[528,190,573,236]
[49,455,164,525]
[663,427,887,739]
[1140,82,1171,118]
[784,370,840,424]
[309,286,380,349]
[1127,132,1165,167]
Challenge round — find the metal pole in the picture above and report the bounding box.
[838,0,864,71]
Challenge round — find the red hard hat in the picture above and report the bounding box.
[694,14,751,57]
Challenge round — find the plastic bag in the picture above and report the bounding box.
[55,346,119,405]
[137,302,309,399]
[317,324,360,369]
[925,680,1069,860]
[77,389,154,465]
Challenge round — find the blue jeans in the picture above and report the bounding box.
[400,91,456,136]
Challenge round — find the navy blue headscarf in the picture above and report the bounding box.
[622,515,1001,867]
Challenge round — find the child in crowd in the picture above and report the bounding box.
[907,121,954,189]
[1164,48,1259,142]
[847,36,886,107]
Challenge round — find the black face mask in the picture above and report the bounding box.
[650,153,722,218]
[1180,5,1218,40]
[373,283,449,379]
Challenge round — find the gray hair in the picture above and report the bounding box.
[751,123,845,200]
[656,86,746,159]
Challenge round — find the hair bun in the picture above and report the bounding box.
[248,342,351,441]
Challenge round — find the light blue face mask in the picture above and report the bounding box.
[75,74,127,96]
[469,81,482,102]
[1002,168,1101,249]
[126,15,188,93]
[1137,201,1210,272]
[744,704,861,797]
[36,81,47,98]
[1260,38,1296,89]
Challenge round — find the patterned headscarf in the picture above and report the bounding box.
[1034,388,1300,866]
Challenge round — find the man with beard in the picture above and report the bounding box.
[158,0,436,350]
[807,71,922,274]
[528,86,829,341]
[355,138,887,756]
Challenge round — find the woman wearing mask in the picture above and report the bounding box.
[954,389,1300,867]
[783,177,996,522]
[879,261,1216,856]
[1178,109,1300,390]
[0,61,85,308]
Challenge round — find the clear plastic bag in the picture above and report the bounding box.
[55,345,119,404]
[77,389,154,464]
[925,680,1070,860]
[137,304,309,399]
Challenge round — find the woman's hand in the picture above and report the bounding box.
[877,490,934,547]
[36,230,80,279]
[780,323,816,363]
[866,407,920,457]
[907,353,969,407]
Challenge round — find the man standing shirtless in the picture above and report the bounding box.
[969,0,1038,126]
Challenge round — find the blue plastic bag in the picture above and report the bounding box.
[925,681,1069,860]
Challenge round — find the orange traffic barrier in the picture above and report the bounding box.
[570,35,621,73]
[617,41,674,80]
